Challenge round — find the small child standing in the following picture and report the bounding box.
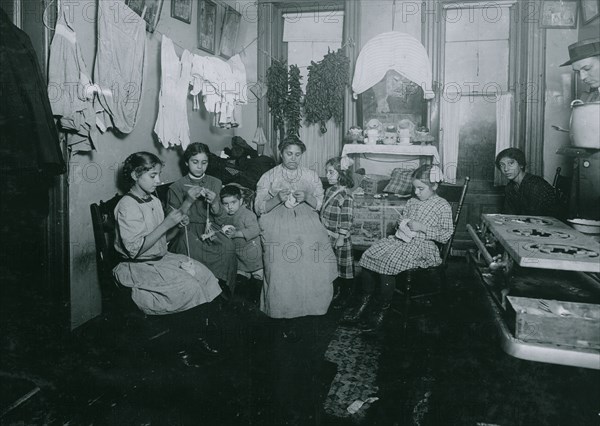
[320,156,355,308]
[217,185,264,283]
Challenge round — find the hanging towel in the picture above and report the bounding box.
[352,31,434,100]
[228,54,248,105]
[94,0,145,134]
[47,4,99,153]
[154,35,193,149]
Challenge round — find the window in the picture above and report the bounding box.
[282,9,344,174]
[439,1,517,183]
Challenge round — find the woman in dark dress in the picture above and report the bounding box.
[495,148,559,217]
[167,143,238,292]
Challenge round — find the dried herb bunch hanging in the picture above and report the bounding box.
[304,48,350,134]
[266,59,288,136]
[285,65,303,139]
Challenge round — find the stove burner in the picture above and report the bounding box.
[522,243,599,258]
[511,228,571,239]
[492,216,553,226]
[512,217,553,226]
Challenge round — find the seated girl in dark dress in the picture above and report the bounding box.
[495,148,559,217]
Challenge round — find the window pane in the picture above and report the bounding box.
[444,40,509,92]
[456,97,497,181]
[445,6,510,42]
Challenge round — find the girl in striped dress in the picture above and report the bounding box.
[320,156,355,308]
[344,164,453,332]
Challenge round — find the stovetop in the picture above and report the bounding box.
[482,214,600,273]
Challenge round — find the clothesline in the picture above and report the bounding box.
[153,27,258,60]
[43,0,258,59]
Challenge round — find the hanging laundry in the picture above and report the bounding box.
[154,35,193,149]
[190,55,231,115]
[47,4,99,153]
[223,54,248,128]
[352,32,435,100]
[94,0,145,134]
[189,53,248,129]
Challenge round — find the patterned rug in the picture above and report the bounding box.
[323,326,382,419]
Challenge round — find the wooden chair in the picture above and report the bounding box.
[90,193,135,313]
[552,167,572,221]
[393,177,470,329]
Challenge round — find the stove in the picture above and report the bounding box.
[482,214,600,273]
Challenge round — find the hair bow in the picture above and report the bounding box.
[429,165,445,183]
[340,156,354,171]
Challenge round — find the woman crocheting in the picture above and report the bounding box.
[254,137,338,321]
[167,143,238,294]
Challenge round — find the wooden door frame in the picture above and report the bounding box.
[13,0,71,331]
[257,0,345,158]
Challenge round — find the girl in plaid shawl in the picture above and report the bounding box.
[343,165,453,332]
[321,156,355,308]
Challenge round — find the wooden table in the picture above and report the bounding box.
[341,144,440,176]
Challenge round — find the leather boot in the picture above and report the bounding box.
[360,303,391,334]
[339,294,372,326]
[331,281,342,307]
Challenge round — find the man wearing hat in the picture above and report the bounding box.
[561,37,600,102]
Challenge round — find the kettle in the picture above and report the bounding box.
[569,100,600,149]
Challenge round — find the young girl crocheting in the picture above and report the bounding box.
[321,156,355,308]
[167,143,238,294]
[112,152,223,355]
[343,164,453,332]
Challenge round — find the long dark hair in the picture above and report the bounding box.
[184,142,211,163]
[495,148,527,170]
[122,152,163,188]
[278,137,306,154]
[326,157,354,188]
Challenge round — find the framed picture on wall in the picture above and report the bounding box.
[218,5,242,59]
[125,0,164,33]
[581,0,600,24]
[198,0,217,54]
[171,0,192,24]
[540,0,579,28]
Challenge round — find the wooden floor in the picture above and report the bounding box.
[1,258,599,426]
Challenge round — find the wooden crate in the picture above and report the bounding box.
[507,296,600,349]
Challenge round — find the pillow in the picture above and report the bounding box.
[383,168,415,195]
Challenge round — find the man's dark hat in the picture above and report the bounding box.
[560,37,600,66]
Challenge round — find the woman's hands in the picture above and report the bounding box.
[293,190,306,203]
[203,188,217,204]
[407,220,426,233]
[335,235,345,248]
[186,186,204,201]
[178,214,190,227]
[294,190,317,208]
[276,188,292,203]
[164,209,185,229]
[186,186,217,204]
